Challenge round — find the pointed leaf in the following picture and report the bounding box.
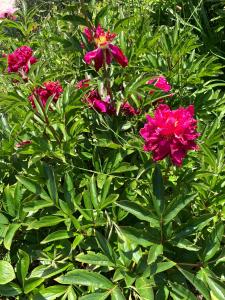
[55,270,113,289]
[116,201,160,227]
[164,194,196,225]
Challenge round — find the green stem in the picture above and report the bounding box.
[103,50,113,100]
[34,96,61,145]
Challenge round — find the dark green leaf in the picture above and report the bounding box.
[4,223,21,250]
[55,270,113,289]
[152,164,165,215]
[16,249,30,287]
[0,261,15,284]
[116,201,160,227]
[41,230,73,244]
[163,194,196,225]
[147,244,163,265]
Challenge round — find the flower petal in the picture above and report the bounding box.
[108,44,128,67]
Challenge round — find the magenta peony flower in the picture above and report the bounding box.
[76,79,90,90]
[0,0,18,19]
[147,75,172,93]
[7,46,37,77]
[84,25,128,71]
[140,104,200,166]
[29,81,63,108]
[84,90,115,114]
[121,102,140,116]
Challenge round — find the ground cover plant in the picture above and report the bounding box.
[0,0,225,299]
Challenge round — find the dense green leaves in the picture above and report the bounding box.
[0,0,224,299]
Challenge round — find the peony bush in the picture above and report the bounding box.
[0,1,224,299]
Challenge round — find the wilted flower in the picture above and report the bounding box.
[76,79,90,90]
[84,90,115,114]
[84,24,128,71]
[147,75,172,93]
[29,81,63,108]
[7,46,37,77]
[15,140,32,148]
[140,104,200,166]
[121,102,140,116]
[0,0,18,19]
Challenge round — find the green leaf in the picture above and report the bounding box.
[96,231,116,263]
[147,244,163,265]
[116,201,160,227]
[119,226,160,246]
[111,163,138,174]
[89,175,99,209]
[33,285,68,300]
[136,277,154,300]
[76,252,115,267]
[95,5,108,27]
[202,223,224,262]
[24,278,44,294]
[171,238,200,251]
[150,261,176,275]
[3,185,16,217]
[0,261,15,284]
[163,194,196,225]
[16,175,51,201]
[155,285,169,300]
[41,230,73,244]
[111,287,126,300]
[173,214,213,239]
[16,249,30,287]
[23,199,53,213]
[177,267,210,300]
[169,281,197,300]
[4,223,21,250]
[55,270,113,289]
[80,291,110,300]
[30,263,71,279]
[43,164,58,204]
[62,15,88,26]
[0,283,22,297]
[28,216,65,229]
[207,277,225,300]
[152,164,165,215]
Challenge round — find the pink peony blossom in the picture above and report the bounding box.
[84,24,128,71]
[29,81,63,108]
[0,0,18,19]
[140,104,200,166]
[84,90,115,114]
[7,46,37,77]
[76,79,90,90]
[147,75,171,93]
[120,102,140,116]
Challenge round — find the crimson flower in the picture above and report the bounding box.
[84,25,128,71]
[140,104,200,166]
[29,81,63,108]
[147,75,171,93]
[7,46,37,77]
[76,79,90,90]
[121,102,140,116]
[84,90,115,114]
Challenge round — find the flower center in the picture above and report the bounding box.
[95,35,108,48]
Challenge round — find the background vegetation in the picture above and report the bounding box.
[0,0,224,299]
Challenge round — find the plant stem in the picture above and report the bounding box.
[103,50,113,100]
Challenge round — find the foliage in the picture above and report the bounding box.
[0,0,224,299]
